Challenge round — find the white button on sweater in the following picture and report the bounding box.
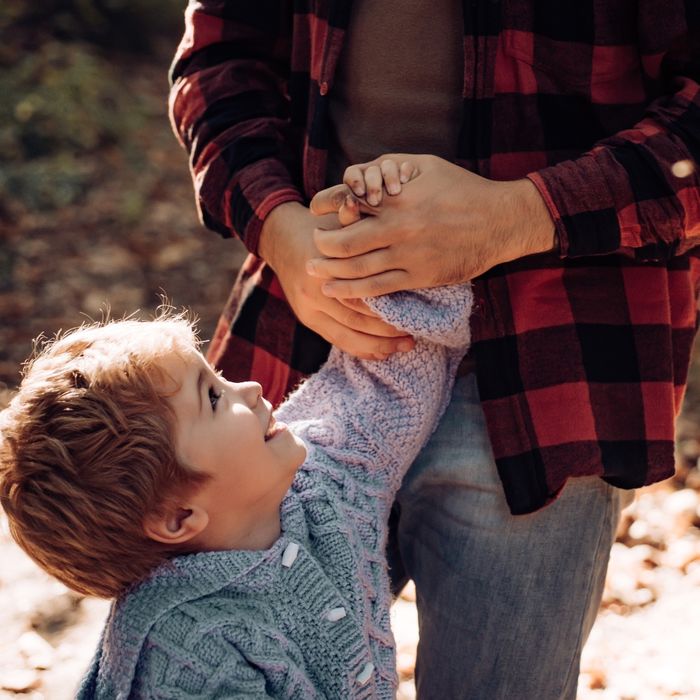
[326,606,347,622]
[282,542,300,567]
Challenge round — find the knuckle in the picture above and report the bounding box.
[339,240,355,257]
[334,330,353,351]
[351,258,367,276]
[299,282,316,302]
[332,189,346,208]
[343,308,361,327]
[368,277,385,296]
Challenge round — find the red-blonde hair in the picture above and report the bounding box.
[0,313,210,598]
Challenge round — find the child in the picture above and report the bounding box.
[0,163,473,699]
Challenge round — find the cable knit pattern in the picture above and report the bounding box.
[76,285,473,700]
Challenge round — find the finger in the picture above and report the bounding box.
[380,159,401,195]
[306,249,395,281]
[364,165,383,206]
[337,194,362,226]
[337,297,380,317]
[343,164,367,197]
[317,312,414,357]
[321,270,410,299]
[400,161,419,183]
[313,218,390,258]
[310,184,352,216]
[327,299,410,338]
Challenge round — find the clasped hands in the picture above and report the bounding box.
[258,153,555,359]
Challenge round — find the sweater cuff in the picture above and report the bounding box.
[365,285,473,350]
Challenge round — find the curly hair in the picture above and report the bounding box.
[0,313,210,598]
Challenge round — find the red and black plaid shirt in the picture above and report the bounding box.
[170,1,700,514]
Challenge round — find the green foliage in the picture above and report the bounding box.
[0,41,147,211]
[1,42,143,161]
[0,1,185,212]
[0,1,184,53]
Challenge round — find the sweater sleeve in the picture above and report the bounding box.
[527,7,700,261]
[275,285,473,493]
[168,0,304,255]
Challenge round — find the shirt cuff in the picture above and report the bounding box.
[527,154,622,258]
[233,158,305,256]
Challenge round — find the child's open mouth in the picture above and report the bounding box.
[264,418,287,441]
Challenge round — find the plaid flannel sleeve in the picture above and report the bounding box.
[169,0,304,255]
[529,7,700,261]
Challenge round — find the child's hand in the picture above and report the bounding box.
[344,158,419,207]
[321,158,420,226]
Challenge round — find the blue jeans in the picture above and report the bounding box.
[388,374,631,699]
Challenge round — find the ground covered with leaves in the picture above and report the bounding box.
[1,6,699,698]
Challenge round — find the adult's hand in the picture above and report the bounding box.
[307,154,556,298]
[258,201,414,359]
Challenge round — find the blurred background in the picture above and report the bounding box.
[0,2,699,698]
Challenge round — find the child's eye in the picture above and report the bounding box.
[208,386,222,411]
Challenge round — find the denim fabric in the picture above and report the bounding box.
[388,374,632,699]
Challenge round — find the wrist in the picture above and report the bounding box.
[507,179,557,258]
[258,202,307,271]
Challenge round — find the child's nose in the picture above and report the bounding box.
[238,381,263,406]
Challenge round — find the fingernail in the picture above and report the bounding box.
[345,194,357,208]
[368,194,379,206]
[400,174,409,184]
[398,340,414,352]
[388,183,400,195]
[321,283,335,296]
[306,260,317,275]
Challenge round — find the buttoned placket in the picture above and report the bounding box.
[280,541,372,689]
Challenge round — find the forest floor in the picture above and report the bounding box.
[1,54,699,700]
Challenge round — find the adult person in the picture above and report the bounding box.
[169,2,700,697]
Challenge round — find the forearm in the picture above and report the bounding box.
[169,0,303,252]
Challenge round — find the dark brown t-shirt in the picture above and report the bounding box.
[326,0,464,185]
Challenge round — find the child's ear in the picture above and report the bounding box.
[143,504,208,545]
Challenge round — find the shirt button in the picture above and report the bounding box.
[319,81,329,95]
[281,542,299,568]
[325,606,346,622]
[356,662,374,686]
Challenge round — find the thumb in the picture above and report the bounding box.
[337,194,363,226]
[310,184,352,216]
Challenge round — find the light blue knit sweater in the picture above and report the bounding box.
[77,285,473,699]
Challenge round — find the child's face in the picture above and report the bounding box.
[162,349,307,550]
